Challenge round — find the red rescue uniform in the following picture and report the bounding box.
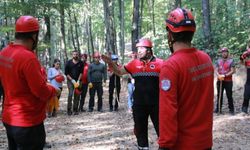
[0,43,56,127]
[158,48,214,150]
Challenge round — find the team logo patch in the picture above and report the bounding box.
[161,79,171,91]
[150,64,155,69]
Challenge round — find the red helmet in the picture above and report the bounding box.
[93,52,100,58]
[166,8,196,33]
[220,47,228,53]
[55,75,65,83]
[15,16,39,33]
[136,39,153,48]
[74,88,82,95]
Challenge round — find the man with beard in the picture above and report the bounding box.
[87,52,107,112]
[0,15,59,150]
[65,50,84,115]
[215,47,236,115]
[158,8,214,150]
[102,39,163,149]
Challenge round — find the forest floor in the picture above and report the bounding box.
[0,67,250,150]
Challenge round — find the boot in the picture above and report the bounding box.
[242,107,248,114]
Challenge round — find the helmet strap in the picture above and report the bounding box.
[167,30,175,53]
[31,32,38,50]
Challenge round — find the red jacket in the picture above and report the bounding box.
[158,48,214,150]
[81,62,89,84]
[0,43,56,127]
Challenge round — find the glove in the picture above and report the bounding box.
[88,82,93,88]
[217,74,225,81]
[103,81,106,87]
[71,79,79,88]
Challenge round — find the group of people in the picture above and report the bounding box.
[214,46,250,115]
[0,7,250,150]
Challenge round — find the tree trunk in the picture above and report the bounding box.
[202,0,213,58]
[132,0,140,52]
[68,9,77,51]
[103,0,116,54]
[139,0,143,38]
[44,9,52,65]
[74,13,81,53]
[175,0,181,8]
[59,2,68,61]
[150,0,156,36]
[118,0,125,64]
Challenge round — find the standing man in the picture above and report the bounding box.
[88,52,107,112]
[240,48,250,114]
[158,8,214,150]
[102,38,163,149]
[215,47,236,115]
[79,53,89,112]
[65,50,84,115]
[108,54,121,112]
[0,16,59,150]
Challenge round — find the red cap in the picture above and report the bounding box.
[15,16,39,33]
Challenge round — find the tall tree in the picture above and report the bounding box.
[59,0,68,61]
[202,0,213,57]
[131,0,140,52]
[118,0,125,63]
[103,0,116,54]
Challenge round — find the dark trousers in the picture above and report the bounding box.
[3,122,45,150]
[67,80,80,113]
[89,82,103,111]
[109,83,120,110]
[242,84,250,110]
[216,80,234,112]
[79,83,88,111]
[133,104,159,147]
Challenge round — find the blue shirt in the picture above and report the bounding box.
[48,67,63,88]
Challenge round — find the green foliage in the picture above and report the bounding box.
[0,0,249,63]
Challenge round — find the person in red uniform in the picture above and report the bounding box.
[102,38,163,149]
[79,53,89,112]
[0,16,59,150]
[215,47,236,115]
[158,8,214,150]
[240,48,250,114]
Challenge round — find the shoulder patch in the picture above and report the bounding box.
[161,79,171,91]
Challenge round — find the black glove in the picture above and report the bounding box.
[159,148,170,150]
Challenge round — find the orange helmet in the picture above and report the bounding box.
[166,8,196,33]
[220,47,228,53]
[15,16,39,33]
[136,39,153,48]
[55,75,65,83]
[93,52,101,58]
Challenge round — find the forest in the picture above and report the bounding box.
[0,0,250,67]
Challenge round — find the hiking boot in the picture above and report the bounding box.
[229,110,235,115]
[109,108,113,112]
[114,107,118,111]
[242,107,248,114]
[98,108,103,112]
[88,109,93,112]
[44,142,52,148]
[73,111,79,115]
[67,111,72,116]
[52,110,57,117]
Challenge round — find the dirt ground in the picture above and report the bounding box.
[0,66,250,150]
